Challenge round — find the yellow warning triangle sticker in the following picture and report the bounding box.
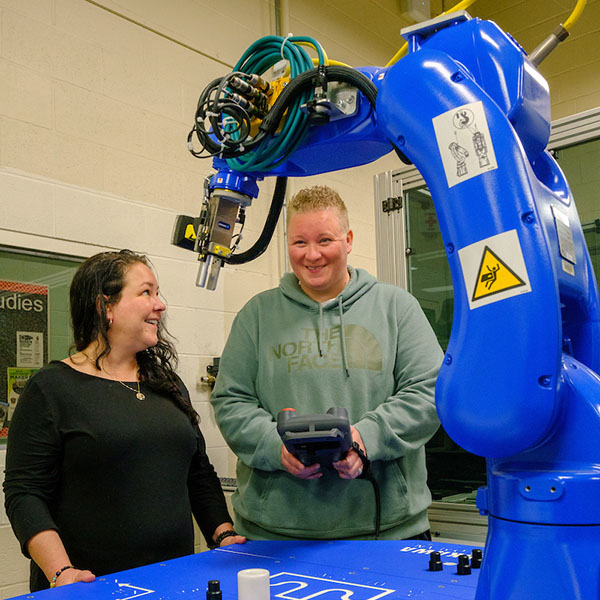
[184,224,197,241]
[472,246,526,301]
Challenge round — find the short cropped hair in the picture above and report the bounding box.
[286,185,350,232]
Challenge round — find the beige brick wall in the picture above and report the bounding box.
[473,0,600,118]
[1,0,598,596]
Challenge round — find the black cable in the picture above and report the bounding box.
[225,176,287,265]
[366,474,382,540]
[191,74,268,159]
[353,441,381,539]
[258,65,411,165]
[260,65,378,135]
[189,64,408,264]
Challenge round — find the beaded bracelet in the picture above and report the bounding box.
[213,529,237,547]
[50,565,74,588]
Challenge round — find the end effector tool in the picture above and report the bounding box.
[171,171,258,290]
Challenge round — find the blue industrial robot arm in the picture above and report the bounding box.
[176,9,600,598]
[180,9,599,453]
[377,13,600,457]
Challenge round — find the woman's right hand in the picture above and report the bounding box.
[26,530,96,590]
[54,567,96,587]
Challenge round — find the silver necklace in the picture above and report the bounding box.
[118,379,145,400]
[80,353,145,400]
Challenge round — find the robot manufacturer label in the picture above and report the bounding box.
[458,230,531,309]
[552,205,577,275]
[432,101,498,188]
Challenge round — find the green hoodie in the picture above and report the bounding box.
[211,267,442,540]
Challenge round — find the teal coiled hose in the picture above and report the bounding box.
[224,35,324,172]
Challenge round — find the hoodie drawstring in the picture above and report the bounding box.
[338,296,350,377]
[317,303,324,357]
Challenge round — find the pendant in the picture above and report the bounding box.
[136,392,146,400]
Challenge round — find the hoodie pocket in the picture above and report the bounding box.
[370,459,410,526]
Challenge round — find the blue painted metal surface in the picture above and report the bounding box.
[378,29,562,458]
[209,170,261,202]
[10,540,481,600]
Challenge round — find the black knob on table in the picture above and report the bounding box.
[457,554,472,575]
[428,551,443,571]
[471,548,483,569]
[207,579,222,599]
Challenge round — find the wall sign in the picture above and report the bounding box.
[0,280,48,441]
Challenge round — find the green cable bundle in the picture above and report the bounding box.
[224,35,324,172]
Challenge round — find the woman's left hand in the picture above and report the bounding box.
[219,533,246,547]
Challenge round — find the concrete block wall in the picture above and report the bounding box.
[0,0,598,597]
[473,0,600,118]
[0,1,397,595]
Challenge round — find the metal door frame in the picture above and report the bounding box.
[373,106,600,287]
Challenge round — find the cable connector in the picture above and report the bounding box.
[529,24,569,67]
[352,441,371,478]
[306,65,331,125]
[246,73,271,94]
[313,64,328,98]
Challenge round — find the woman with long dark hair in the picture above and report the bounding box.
[4,250,244,592]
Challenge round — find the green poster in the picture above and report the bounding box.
[1,367,39,441]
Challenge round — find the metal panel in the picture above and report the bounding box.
[428,502,488,545]
[549,106,600,149]
[373,170,407,289]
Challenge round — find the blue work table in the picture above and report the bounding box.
[11,540,482,599]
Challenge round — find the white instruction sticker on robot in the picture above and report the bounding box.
[432,101,498,188]
[458,229,531,310]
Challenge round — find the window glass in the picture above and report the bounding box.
[554,138,600,284]
[404,188,485,504]
[0,248,81,442]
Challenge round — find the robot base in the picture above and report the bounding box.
[476,516,600,600]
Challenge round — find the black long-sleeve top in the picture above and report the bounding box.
[3,361,231,592]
